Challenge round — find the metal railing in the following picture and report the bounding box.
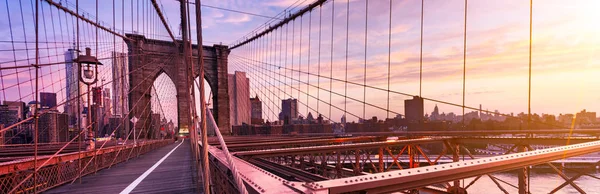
[0,139,172,194]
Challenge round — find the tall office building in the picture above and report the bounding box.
[92,87,103,105]
[228,71,250,126]
[404,96,424,123]
[250,95,263,124]
[279,98,298,124]
[103,88,112,120]
[112,52,128,116]
[0,105,19,126]
[65,48,86,126]
[40,92,57,110]
[3,101,26,120]
[38,111,69,143]
[103,88,111,108]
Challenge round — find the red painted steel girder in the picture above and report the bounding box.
[233,137,449,158]
[223,136,378,149]
[266,129,600,137]
[300,140,600,193]
[454,136,600,145]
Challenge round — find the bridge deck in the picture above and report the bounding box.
[46,139,198,194]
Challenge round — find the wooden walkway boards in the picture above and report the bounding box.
[46,139,198,194]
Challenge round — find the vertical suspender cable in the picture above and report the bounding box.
[330,0,334,121]
[131,0,134,33]
[291,19,295,98]
[285,20,289,98]
[461,0,468,188]
[185,0,199,183]
[307,11,312,117]
[317,5,322,114]
[387,0,392,119]
[363,0,368,121]
[344,0,348,121]
[76,0,82,184]
[33,0,40,192]
[527,0,533,192]
[193,0,211,193]
[122,0,128,150]
[299,16,303,110]
[462,0,467,130]
[297,15,304,103]
[528,0,533,135]
[279,23,284,108]
[419,0,424,97]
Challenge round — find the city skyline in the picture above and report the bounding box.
[0,0,598,122]
[1,1,599,193]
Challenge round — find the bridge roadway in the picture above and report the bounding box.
[46,139,197,194]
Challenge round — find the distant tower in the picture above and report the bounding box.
[279,99,298,124]
[65,46,87,125]
[431,104,440,121]
[250,95,263,124]
[111,52,128,116]
[228,71,251,126]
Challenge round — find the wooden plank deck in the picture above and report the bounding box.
[46,139,198,194]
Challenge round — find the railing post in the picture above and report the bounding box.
[518,144,529,194]
[378,147,384,172]
[409,145,415,168]
[336,151,342,178]
[355,149,361,175]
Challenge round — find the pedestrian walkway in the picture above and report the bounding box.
[46,139,197,194]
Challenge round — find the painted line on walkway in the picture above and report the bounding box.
[120,139,185,194]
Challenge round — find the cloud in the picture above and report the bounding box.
[263,0,312,8]
[219,14,251,24]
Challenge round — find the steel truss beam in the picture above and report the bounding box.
[290,140,600,193]
[234,137,448,158]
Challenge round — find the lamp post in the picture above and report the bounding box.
[74,47,103,151]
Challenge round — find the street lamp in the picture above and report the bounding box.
[74,47,103,151]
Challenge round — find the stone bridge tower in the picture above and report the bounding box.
[125,34,231,136]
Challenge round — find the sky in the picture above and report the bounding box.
[0,0,599,124]
[223,0,600,122]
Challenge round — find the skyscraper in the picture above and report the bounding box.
[40,92,57,110]
[38,111,69,143]
[279,98,298,124]
[228,71,250,126]
[3,101,26,120]
[92,87,103,105]
[111,52,128,116]
[404,96,424,123]
[65,48,85,126]
[103,88,112,119]
[0,105,19,126]
[250,95,263,124]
